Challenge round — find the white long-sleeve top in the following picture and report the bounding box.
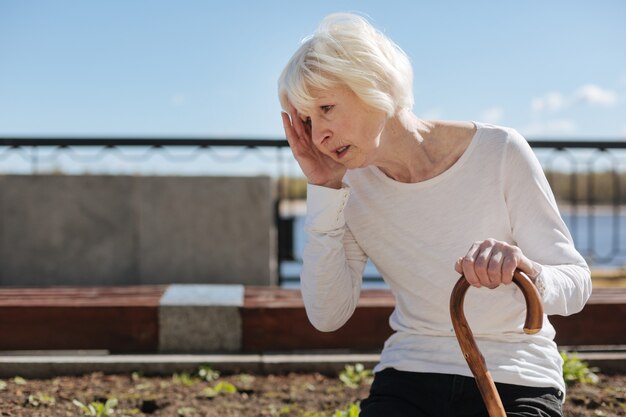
[301,122,592,394]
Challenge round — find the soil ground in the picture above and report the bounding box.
[0,370,624,417]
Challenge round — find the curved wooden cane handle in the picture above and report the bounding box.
[449,270,544,417]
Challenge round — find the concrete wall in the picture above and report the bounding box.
[0,175,276,286]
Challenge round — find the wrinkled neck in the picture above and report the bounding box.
[374,110,438,183]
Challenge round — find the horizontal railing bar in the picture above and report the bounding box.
[0,138,289,147]
[3,136,626,284]
[530,140,626,150]
[1,138,626,149]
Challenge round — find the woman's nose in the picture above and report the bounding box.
[312,124,331,147]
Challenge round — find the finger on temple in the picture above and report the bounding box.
[281,113,299,147]
[287,104,305,138]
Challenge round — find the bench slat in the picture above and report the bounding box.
[0,286,167,307]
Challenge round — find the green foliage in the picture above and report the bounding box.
[27,392,56,407]
[177,406,197,416]
[235,373,256,386]
[172,372,199,386]
[294,411,327,417]
[202,381,237,398]
[0,380,6,391]
[267,404,297,416]
[72,398,118,416]
[335,402,360,417]
[198,364,220,382]
[339,364,372,389]
[278,177,308,200]
[13,376,27,385]
[561,351,599,386]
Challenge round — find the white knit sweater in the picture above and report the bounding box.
[301,122,592,394]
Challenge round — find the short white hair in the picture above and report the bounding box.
[278,12,414,117]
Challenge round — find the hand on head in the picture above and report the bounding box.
[281,103,346,189]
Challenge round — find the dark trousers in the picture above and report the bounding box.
[359,368,563,417]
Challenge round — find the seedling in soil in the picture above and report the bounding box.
[177,406,197,416]
[13,376,27,385]
[73,398,118,416]
[339,364,373,389]
[235,373,256,387]
[561,351,599,386]
[293,411,326,417]
[198,364,220,382]
[335,402,360,417]
[172,372,199,386]
[202,381,238,398]
[27,392,56,407]
[268,404,293,416]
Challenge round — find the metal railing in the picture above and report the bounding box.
[2,137,626,285]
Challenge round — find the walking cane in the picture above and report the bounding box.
[450,270,544,417]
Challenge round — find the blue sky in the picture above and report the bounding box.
[1,0,625,141]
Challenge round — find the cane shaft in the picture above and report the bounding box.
[450,270,543,417]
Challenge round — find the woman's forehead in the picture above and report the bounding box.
[307,87,332,100]
[308,84,350,101]
[291,84,351,116]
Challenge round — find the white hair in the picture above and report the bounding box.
[278,12,414,117]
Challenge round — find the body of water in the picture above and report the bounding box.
[280,211,626,285]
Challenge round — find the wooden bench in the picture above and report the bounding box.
[242,288,394,351]
[549,288,626,346]
[242,287,626,351]
[0,286,166,352]
[0,286,623,352]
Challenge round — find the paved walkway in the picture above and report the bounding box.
[1,349,624,379]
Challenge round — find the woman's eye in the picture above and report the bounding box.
[320,105,333,113]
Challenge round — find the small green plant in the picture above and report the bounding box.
[198,364,220,382]
[235,373,255,385]
[27,392,56,407]
[294,411,327,417]
[275,405,293,415]
[335,402,360,417]
[73,398,118,416]
[561,351,599,386]
[172,372,198,386]
[202,381,237,398]
[339,364,372,388]
[177,406,196,416]
[13,376,27,385]
[134,381,154,391]
[0,380,6,391]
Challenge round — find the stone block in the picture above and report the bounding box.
[159,284,244,353]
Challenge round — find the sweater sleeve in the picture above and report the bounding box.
[300,183,368,332]
[503,129,592,316]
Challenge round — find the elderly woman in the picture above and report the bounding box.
[278,13,591,417]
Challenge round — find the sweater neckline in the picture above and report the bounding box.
[368,121,483,189]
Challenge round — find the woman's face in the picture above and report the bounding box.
[304,85,388,169]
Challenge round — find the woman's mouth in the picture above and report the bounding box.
[335,145,350,158]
